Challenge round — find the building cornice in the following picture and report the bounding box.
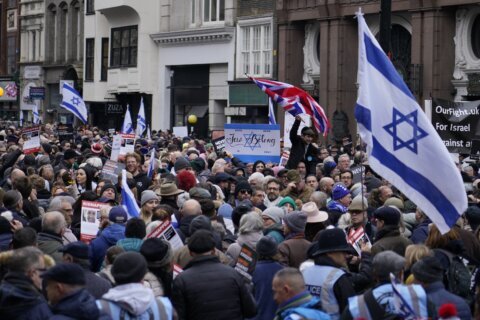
[151,27,235,46]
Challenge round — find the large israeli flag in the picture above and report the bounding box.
[355,12,467,234]
[61,83,88,123]
[136,97,146,137]
[121,105,134,134]
[121,169,140,218]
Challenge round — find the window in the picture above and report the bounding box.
[86,0,94,14]
[85,38,94,81]
[238,22,272,77]
[472,15,480,59]
[7,36,16,74]
[203,0,224,23]
[101,38,109,81]
[111,26,137,68]
[8,0,16,8]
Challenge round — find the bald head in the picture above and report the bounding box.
[319,177,334,195]
[182,199,202,217]
[42,211,66,235]
[11,168,26,182]
[272,268,306,305]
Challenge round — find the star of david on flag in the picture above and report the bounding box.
[122,105,134,134]
[136,97,146,137]
[61,83,88,123]
[355,10,467,234]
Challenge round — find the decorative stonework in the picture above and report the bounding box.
[151,27,235,46]
[302,22,320,87]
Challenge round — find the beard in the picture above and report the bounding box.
[267,192,278,201]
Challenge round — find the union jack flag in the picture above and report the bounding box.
[250,76,330,136]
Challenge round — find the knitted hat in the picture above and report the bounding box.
[111,252,148,285]
[323,161,337,176]
[411,256,444,283]
[187,230,216,254]
[373,206,401,226]
[278,196,297,210]
[190,157,206,173]
[140,238,172,268]
[261,207,285,224]
[100,183,117,198]
[141,190,159,207]
[41,143,52,154]
[234,181,253,197]
[41,263,86,285]
[256,236,278,257]
[283,211,307,233]
[189,215,213,235]
[63,149,78,160]
[218,203,233,218]
[174,157,191,172]
[109,206,128,224]
[332,184,350,200]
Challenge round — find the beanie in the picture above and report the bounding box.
[174,157,191,172]
[41,143,52,154]
[141,190,159,207]
[411,256,444,284]
[256,236,278,257]
[283,211,307,233]
[64,149,78,161]
[234,181,253,197]
[278,196,296,210]
[187,229,216,254]
[189,215,212,235]
[140,238,172,268]
[111,252,148,285]
[190,157,206,173]
[261,207,285,224]
[100,183,118,198]
[332,184,350,201]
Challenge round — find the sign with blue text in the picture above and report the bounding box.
[224,124,280,163]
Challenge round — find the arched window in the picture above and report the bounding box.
[471,15,480,59]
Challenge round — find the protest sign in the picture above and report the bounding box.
[234,244,258,281]
[101,160,125,184]
[147,220,183,251]
[350,165,365,184]
[429,98,480,153]
[224,124,281,163]
[346,226,371,256]
[173,126,188,138]
[80,201,103,243]
[22,125,41,154]
[280,150,290,167]
[110,133,135,161]
[283,113,311,148]
[57,123,74,142]
[212,136,225,153]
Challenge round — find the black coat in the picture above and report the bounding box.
[172,255,257,320]
[285,119,318,175]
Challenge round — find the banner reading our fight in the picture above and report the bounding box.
[224,124,280,163]
[22,125,41,154]
[429,98,480,153]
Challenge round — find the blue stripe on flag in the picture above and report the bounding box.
[364,33,415,100]
[60,102,87,123]
[371,137,459,227]
[354,104,372,131]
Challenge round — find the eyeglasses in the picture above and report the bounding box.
[350,210,364,215]
[267,187,279,191]
[239,189,251,194]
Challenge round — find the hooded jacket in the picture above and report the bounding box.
[50,288,110,320]
[0,272,52,320]
[89,223,126,272]
[37,231,64,263]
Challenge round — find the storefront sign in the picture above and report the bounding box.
[106,103,124,114]
[24,66,42,79]
[224,123,280,163]
[29,87,45,100]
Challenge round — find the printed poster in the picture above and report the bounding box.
[101,160,125,184]
[283,113,311,148]
[346,226,371,256]
[22,125,41,154]
[146,220,183,251]
[80,201,104,243]
[110,133,135,162]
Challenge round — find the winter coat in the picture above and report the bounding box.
[0,272,53,320]
[424,281,472,320]
[89,223,126,272]
[133,172,152,197]
[371,225,412,256]
[410,219,431,244]
[0,232,12,251]
[249,260,284,320]
[22,198,41,220]
[50,288,110,320]
[226,231,263,266]
[264,224,285,244]
[286,119,318,175]
[143,272,164,297]
[37,231,64,263]
[278,234,311,268]
[84,270,112,299]
[172,255,257,320]
[173,245,231,269]
[116,238,143,252]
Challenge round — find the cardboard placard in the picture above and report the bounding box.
[80,201,103,244]
[173,126,188,138]
[110,133,135,162]
[101,160,125,184]
[146,220,184,251]
[22,126,41,154]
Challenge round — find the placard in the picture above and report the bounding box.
[102,160,125,184]
[346,226,371,256]
[80,201,103,243]
[110,134,135,162]
[283,113,311,148]
[234,244,258,281]
[224,124,281,163]
[22,126,41,154]
[146,220,183,251]
[173,126,188,138]
[212,136,225,152]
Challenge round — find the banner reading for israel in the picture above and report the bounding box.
[355,11,467,234]
[224,124,280,163]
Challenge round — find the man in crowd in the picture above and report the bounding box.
[264,178,283,208]
[125,152,151,195]
[286,115,318,175]
[371,206,412,256]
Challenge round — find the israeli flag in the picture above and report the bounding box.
[121,105,134,134]
[61,83,88,123]
[147,148,155,179]
[355,11,467,234]
[19,111,23,127]
[268,97,277,125]
[146,125,151,140]
[32,104,40,124]
[136,97,146,137]
[121,169,140,218]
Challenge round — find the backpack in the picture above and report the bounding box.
[437,249,473,306]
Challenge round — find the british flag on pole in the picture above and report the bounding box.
[250,77,330,136]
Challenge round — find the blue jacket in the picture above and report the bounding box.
[248,260,284,320]
[0,232,12,251]
[0,272,53,320]
[410,219,431,244]
[424,281,472,320]
[116,238,143,252]
[50,288,111,320]
[89,223,125,272]
[264,226,285,244]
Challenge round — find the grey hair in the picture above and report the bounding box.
[42,211,66,234]
[310,191,328,209]
[8,246,44,273]
[372,250,405,281]
[48,196,75,212]
[239,212,263,234]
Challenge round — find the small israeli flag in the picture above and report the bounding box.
[146,125,151,141]
[147,148,156,179]
[19,111,23,127]
[136,97,146,137]
[121,105,134,134]
[61,83,88,123]
[268,97,276,125]
[32,104,40,124]
[121,169,140,218]
[355,10,467,234]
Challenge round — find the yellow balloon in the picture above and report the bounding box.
[0,87,4,97]
[188,114,197,124]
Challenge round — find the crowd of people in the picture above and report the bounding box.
[0,116,478,319]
